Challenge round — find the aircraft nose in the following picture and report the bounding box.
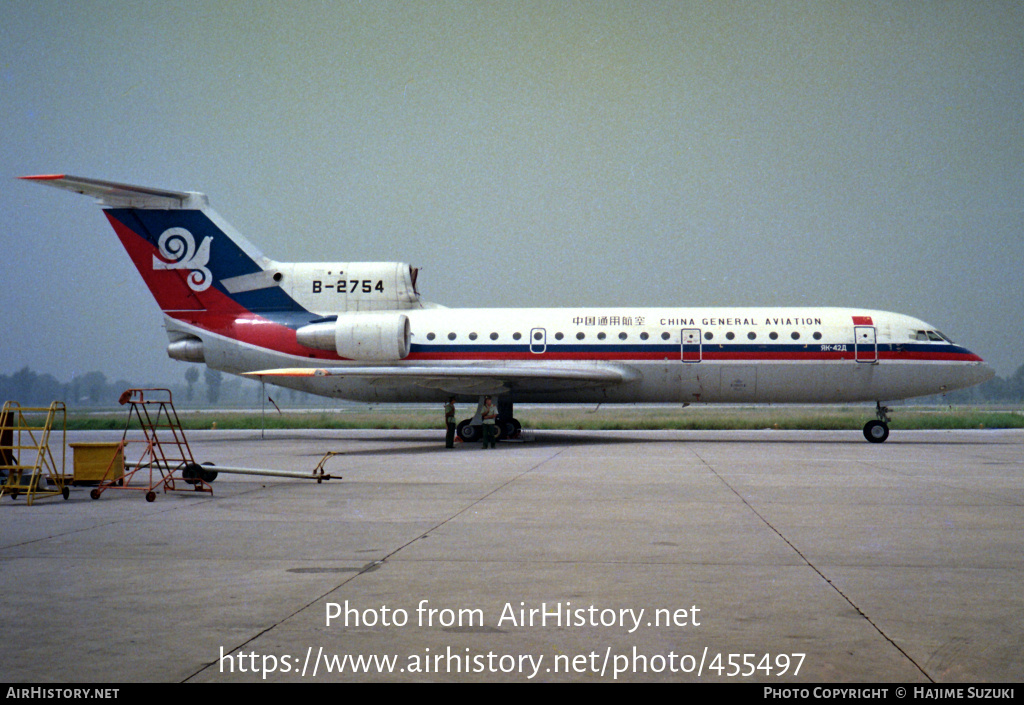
[975,361,996,385]
[963,358,996,388]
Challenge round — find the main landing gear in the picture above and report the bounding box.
[456,397,522,443]
[863,402,891,443]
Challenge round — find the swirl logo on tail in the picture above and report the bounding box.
[152,227,213,292]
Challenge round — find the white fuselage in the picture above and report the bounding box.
[180,306,992,404]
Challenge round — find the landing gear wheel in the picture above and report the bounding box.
[145,491,156,503]
[497,418,522,440]
[457,420,481,443]
[90,489,100,500]
[863,420,889,443]
[182,463,201,484]
[62,486,70,500]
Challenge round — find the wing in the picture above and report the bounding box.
[244,362,639,395]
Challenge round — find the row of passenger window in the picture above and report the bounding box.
[709,331,825,341]
[422,331,825,342]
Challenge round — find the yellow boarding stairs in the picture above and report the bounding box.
[0,401,70,505]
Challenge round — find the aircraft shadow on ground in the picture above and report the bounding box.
[193,429,1014,458]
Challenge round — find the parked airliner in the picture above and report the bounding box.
[23,174,994,443]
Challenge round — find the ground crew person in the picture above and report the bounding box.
[444,397,456,448]
[481,396,497,449]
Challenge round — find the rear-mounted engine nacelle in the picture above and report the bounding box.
[275,261,421,312]
[296,313,411,361]
[167,337,205,363]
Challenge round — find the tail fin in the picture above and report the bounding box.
[20,175,300,314]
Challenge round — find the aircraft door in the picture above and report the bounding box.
[529,327,547,354]
[681,328,702,362]
[855,326,877,363]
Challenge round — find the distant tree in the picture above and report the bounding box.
[68,376,82,405]
[79,371,109,405]
[204,368,222,405]
[9,367,38,403]
[1008,364,1024,401]
[184,366,200,401]
[33,373,66,405]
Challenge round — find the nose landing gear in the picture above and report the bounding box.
[863,403,891,443]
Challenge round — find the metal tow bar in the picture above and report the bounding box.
[126,451,342,483]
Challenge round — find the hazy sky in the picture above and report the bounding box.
[2,1,1022,384]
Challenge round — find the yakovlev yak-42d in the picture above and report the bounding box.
[24,174,994,443]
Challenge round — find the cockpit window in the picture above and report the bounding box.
[914,330,954,343]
